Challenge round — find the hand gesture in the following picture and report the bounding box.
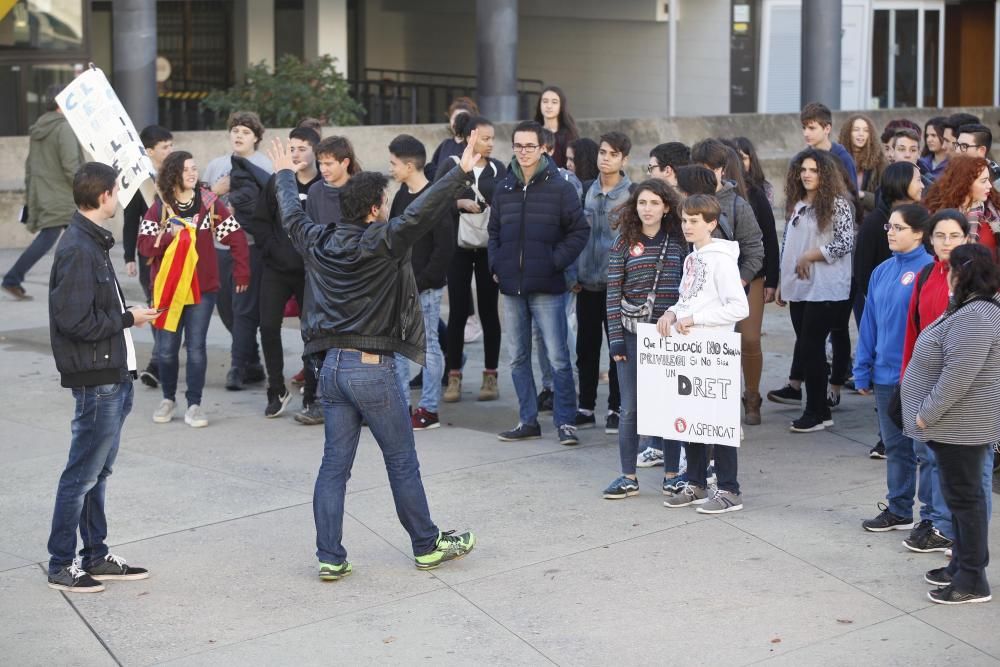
[128,306,160,328]
[266,138,307,174]
[459,128,483,172]
[675,316,695,335]
[794,254,812,280]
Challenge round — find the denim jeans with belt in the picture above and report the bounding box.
[315,349,439,564]
[159,291,218,407]
[503,293,577,429]
[47,381,134,574]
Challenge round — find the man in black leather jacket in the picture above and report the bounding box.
[46,163,159,593]
[265,133,481,578]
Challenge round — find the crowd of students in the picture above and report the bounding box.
[18,81,1000,603]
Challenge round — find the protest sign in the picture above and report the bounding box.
[636,322,742,447]
[55,66,155,208]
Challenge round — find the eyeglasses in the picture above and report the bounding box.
[646,163,660,174]
[512,144,540,153]
[931,232,966,242]
[955,143,981,152]
[883,223,911,233]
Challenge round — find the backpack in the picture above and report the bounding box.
[910,263,936,331]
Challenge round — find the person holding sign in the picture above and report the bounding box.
[658,195,749,513]
[137,152,251,428]
[602,179,687,500]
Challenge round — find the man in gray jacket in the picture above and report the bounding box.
[3,84,82,301]
[690,139,765,284]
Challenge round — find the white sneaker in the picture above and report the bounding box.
[184,404,208,428]
[153,399,176,423]
[464,315,483,343]
[636,447,665,468]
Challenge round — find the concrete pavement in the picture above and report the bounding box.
[1,248,999,666]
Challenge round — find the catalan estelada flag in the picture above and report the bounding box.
[153,218,201,331]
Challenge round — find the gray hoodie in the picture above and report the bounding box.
[714,181,764,284]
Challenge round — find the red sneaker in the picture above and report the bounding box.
[411,408,441,431]
[290,369,306,386]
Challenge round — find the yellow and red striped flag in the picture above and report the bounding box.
[152,218,201,331]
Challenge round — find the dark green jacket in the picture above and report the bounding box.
[25,111,83,233]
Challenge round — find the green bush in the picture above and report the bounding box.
[202,54,364,127]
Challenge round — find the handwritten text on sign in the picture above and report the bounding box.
[636,322,742,448]
[55,67,154,208]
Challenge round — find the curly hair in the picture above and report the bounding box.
[838,114,885,174]
[157,151,196,214]
[923,155,1000,213]
[784,148,849,232]
[611,178,683,249]
[339,171,389,222]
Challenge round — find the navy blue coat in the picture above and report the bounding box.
[487,157,589,296]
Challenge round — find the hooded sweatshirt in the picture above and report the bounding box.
[668,239,749,331]
[25,111,83,233]
[852,244,933,390]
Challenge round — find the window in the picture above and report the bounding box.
[0,0,84,51]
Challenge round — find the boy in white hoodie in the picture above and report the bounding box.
[657,194,749,513]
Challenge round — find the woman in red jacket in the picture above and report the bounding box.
[137,151,250,428]
[922,156,999,258]
[900,209,994,554]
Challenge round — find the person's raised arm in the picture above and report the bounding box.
[266,138,325,254]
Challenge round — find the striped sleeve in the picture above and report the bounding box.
[606,238,627,357]
[918,308,994,427]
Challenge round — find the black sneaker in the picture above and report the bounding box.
[536,388,554,413]
[244,363,266,384]
[862,502,914,532]
[925,567,953,586]
[574,410,596,429]
[904,524,954,553]
[265,386,292,418]
[790,413,828,433]
[928,585,992,605]
[767,384,802,405]
[602,475,639,499]
[558,424,579,446]
[498,422,542,441]
[294,402,325,425]
[869,440,887,459]
[827,390,841,408]
[47,561,104,593]
[83,553,149,581]
[225,366,245,391]
[605,411,620,434]
[139,364,159,388]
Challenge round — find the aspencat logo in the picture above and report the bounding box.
[682,420,737,440]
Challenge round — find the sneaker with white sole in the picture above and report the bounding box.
[184,404,208,428]
[153,399,176,424]
[83,553,149,581]
[664,483,709,508]
[697,489,744,514]
[636,447,665,468]
[47,559,104,593]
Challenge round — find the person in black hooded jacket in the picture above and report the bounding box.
[244,127,322,421]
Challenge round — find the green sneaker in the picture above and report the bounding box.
[414,530,476,570]
[318,561,352,581]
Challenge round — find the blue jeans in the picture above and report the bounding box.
[3,225,64,288]
[159,291,218,407]
[231,244,263,368]
[534,292,577,391]
[315,349,439,564]
[395,288,444,413]
[616,331,683,475]
[47,381,134,574]
[503,293,577,428]
[875,383,929,519]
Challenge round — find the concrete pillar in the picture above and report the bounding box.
[800,0,841,109]
[234,0,274,82]
[476,0,518,122]
[112,0,157,128]
[303,0,349,76]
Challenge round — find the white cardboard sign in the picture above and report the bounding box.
[55,67,155,208]
[636,322,742,448]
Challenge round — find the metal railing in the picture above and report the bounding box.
[156,69,545,131]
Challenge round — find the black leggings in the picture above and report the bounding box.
[446,248,500,371]
[789,300,852,416]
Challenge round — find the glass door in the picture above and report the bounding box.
[871,2,944,108]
